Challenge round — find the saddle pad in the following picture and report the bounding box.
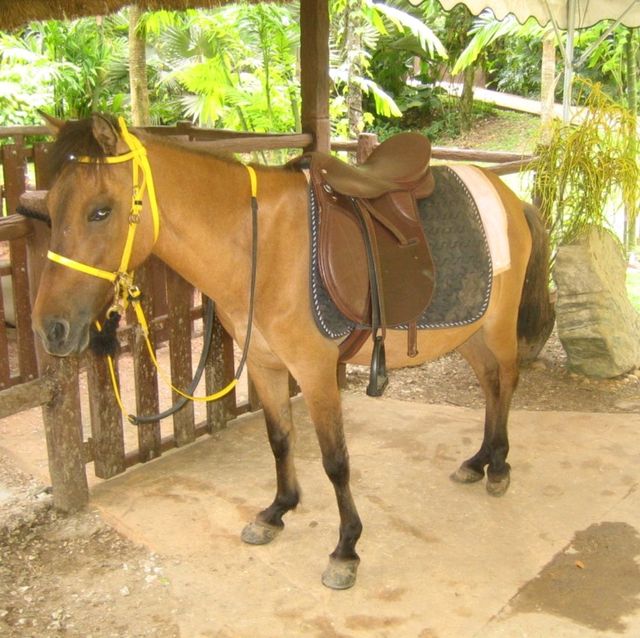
[309,165,494,339]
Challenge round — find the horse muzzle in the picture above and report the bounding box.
[36,315,91,356]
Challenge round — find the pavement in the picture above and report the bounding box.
[59,395,640,638]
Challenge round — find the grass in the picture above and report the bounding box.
[437,110,541,155]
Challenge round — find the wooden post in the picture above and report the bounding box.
[166,267,195,446]
[2,144,38,382]
[87,351,126,479]
[26,212,88,511]
[33,142,54,189]
[41,355,89,512]
[300,0,331,153]
[356,133,379,164]
[204,297,235,431]
[128,259,162,461]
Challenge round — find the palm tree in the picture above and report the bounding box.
[129,3,150,125]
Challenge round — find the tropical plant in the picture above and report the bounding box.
[330,0,446,137]
[0,32,56,126]
[143,5,301,131]
[534,81,639,259]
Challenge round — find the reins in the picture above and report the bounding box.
[48,117,259,424]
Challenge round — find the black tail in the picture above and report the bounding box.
[517,203,555,363]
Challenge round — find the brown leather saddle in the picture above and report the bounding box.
[302,132,436,395]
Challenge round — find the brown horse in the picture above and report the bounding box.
[31,114,552,590]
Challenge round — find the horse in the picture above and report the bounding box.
[30,114,553,590]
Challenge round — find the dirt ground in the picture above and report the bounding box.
[1,325,639,636]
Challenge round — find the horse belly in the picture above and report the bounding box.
[346,324,480,369]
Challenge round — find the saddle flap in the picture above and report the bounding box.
[361,193,435,326]
[317,192,371,324]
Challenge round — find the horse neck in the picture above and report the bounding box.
[142,136,254,301]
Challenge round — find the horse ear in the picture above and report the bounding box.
[39,110,65,135]
[91,114,127,155]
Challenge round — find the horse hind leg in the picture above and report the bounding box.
[241,363,301,545]
[452,329,519,497]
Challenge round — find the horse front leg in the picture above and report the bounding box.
[298,358,362,589]
[453,330,519,496]
[241,363,301,545]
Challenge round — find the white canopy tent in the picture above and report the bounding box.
[409,0,640,120]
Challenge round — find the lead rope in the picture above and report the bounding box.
[104,164,259,424]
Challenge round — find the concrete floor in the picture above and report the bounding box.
[79,395,640,638]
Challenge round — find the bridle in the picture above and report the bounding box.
[46,117,259,422]
[47,117,161,318]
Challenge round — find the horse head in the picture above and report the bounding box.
[32,113,158,356]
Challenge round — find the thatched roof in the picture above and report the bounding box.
[0,0,244,31]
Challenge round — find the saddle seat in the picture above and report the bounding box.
[317,131,435,199]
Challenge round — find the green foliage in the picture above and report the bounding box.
[0,33,55,125]
[574,22,631,103]
[485,35,542,97]
[535,82,640,257]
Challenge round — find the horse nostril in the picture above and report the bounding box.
[46,318,70,345]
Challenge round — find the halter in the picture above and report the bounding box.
[47,117,160,315]
[46,117,259,421]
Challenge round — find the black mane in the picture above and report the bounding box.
[49,115,119,177]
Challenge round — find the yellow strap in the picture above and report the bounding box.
[118,117,160,242]
[48,251,117,282]
[117,222,138,275]
[131,299,238,402]
[246,164,258,198]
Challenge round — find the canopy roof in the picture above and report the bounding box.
[422,0,640,29]
[2,0,639,31]
[0,0,239,31]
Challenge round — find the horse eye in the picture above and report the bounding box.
[88,207,112,222]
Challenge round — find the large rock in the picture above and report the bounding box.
[554,227,640,378]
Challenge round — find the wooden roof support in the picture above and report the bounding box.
[300,0,331,153]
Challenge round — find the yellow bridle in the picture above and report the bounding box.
[46,117,258,419]
[47,117,160,312]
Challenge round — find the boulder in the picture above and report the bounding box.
[554,227,640,378]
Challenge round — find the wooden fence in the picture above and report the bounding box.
[0,123,536,513]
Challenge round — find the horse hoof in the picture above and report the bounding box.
[241,521,282,545]
[486,473,510,497]
[450,464,484,484]
[321,557,360,590]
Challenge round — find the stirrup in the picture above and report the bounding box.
[367,335,388,397]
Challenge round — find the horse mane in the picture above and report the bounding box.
[49,114,298,176]
[49,116,116,177]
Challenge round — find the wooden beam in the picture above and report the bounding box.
[0,215,32,242]
[0,377,53,418]
[300,0,331,153]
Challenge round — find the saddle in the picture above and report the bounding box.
[303,132,436,395]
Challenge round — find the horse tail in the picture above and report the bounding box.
[517,203,555,363]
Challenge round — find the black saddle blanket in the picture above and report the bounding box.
[309,165,493,339]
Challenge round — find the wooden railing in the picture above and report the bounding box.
[0,123,537,513]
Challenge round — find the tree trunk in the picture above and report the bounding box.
[459,64,475,130]
[128,3,150,126]
[344,0,364,138]
[540,28,557,144]
[624,27,638,254]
